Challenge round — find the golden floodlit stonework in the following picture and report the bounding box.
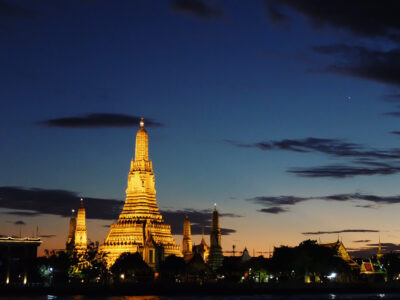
[100,118,182,268]
[74,199,88,254]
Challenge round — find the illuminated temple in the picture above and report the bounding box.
[100,118,182,268]
[66,199,87,255]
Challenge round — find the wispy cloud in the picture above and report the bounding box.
[40,234,56,239]
[302,229,379,235]
[171,0,222,19]
[249,192,400,214]
[3,211,41,217]
[258,207,288,214]
[227,138,400,178]
[288,162,400,178]
[266,1,400,40]
[227,137,400,159]
[349,242,400,258]
[312,44,400,87]
[37,114,164,128]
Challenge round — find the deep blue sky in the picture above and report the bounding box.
[2,0,400,257]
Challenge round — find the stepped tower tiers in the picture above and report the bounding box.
[74,199,88,254]
[100,118,182,268]
[182,216,193,259]
[66,209,76,252]
[208,204,224,270]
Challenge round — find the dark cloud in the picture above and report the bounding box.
[303,229,379,235]
[349,243,400,258]
[265,1,286,23]
[227,137,400,160]
[391,131,400,136]
[40,235,56,239]
[248,193,400,214]
[37,114,164,128]
[258,207,288,214]
[367,242,398,249]
[14,220,26,225]
[248,196,307,207]
[162,209,239,235]
[266,0,400,40]
[353,240,371,243]
[354,204,376,209]
[228,138,400,178]
[0,187,238,235]
[288,163,400,178]
[313,44,400,87]
[3,211,41,217]
[171,0,222,19]
[0,186,123,220]
[0,1,35,18]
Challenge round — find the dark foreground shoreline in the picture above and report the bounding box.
[1,282,400,297]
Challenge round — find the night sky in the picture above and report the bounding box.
[2,0,400,257]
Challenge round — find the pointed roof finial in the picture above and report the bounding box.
[80,198,84,208]
[214,203,217,211]
[140,117,144,128]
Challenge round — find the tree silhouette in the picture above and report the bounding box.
[110,252,153,282]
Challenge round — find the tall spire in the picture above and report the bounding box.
[100,117,182,267]
[74,198,87,254]
[123,117,160,219]
[66,209,76,252]
[208,204,223,270]
[377,237,383,263]
[135,117,149,161]
[182,215,193,259]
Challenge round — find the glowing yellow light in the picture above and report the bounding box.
[23,274,27,285]
[120,274,125,279]
[6,276,9,284]
[100,118,182,267]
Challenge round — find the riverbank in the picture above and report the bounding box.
[1,282,400,297]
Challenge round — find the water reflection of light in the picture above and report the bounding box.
[125,297,161,300]
[108,297,161,300]
[378,294,386,298]
[47,296,57,300]
[329,294,336,300]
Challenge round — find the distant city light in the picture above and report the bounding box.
[327,272,337,279]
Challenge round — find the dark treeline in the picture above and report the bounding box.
[5,239,400,294]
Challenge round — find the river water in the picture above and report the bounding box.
[0,294,398,300]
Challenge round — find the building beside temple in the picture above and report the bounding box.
[208,205,224,270]
[0,237,42,285]
[100,118,182,269]
[193,229,210,262]
[182,216,193,261]
[320,240,359,270]
[66,199,87,255]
